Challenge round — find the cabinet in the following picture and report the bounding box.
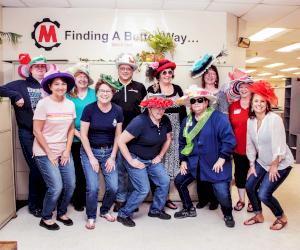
[284,77,300,163]
[0,98,16,229]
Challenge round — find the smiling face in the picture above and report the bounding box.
[148,106,165,121]
[251,94,267,115]
[75,72,89,89]
[239,83,251,99]
[30,64,47,81]
[96,82,113,104]
[190,97,209,115]
[158,68,174,85]
[203,68,217,86]
[49,78,68,97]
[118,64,134,83]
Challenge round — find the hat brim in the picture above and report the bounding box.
[116,62,138,71]
[74,70,94,85]
[154,62,176,77]
[18,64,57,78]
[41,72,75,94]
[191,57,214,79]
[177,94,216,107]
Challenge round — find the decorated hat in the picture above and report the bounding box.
[18,54,57,79]
[226,68,253,102]
[66,63,94,85]
[99,74,123,91]
[146,59,176,80]
[140,93,173,109]
[41,70,75,94]
[248,80,278,107]
[115,53,138,71]
[176,85,217,106]
[190,50,227,79]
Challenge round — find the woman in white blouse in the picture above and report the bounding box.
[243,80,294,231]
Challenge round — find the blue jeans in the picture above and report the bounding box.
[245,161,292,217]
[175,172,233,216]
[118,154,170,218]
[115,151,133,202]
[80,146,118,219]
[35,155,75,220]
[18,128,46,211]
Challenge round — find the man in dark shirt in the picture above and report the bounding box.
[0,55,54,217]
[111,53,147,212]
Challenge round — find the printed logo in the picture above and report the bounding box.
[112,119,117,127]
[31,18,61,51]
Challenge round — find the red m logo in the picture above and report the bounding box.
[38,25,57,42]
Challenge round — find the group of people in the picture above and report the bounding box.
[0,52,293,231]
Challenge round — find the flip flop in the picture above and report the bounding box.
[247,203,254,213]
[244,215,264,226]
[234,201,245,211]
[270,218,287,230]
[85,219,95,230]
[165,200,178,210]
[100,213,116,222]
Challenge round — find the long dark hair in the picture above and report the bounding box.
[248,93,272,119]
[201,65,219,89]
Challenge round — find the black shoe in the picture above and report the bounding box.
[56,216,73,226]
[39,219,60,231]
[148,211,171,220]
[209,203,219,210]
[117,216,136,227]
[174,207,197,219]
[224,216,235,228]
[113,201,125,212]
[196,202,208,209]
[74,205,84,212]
[29,208,42,218]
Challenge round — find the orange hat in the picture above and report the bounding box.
[248,80,278,107]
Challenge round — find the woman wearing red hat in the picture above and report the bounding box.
[146,59,187,210]
[244,80,294,230]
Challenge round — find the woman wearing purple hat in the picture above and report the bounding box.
[33,70,76,230]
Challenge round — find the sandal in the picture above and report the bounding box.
[234,201,245,211]
[100,213,116,222]
[247,203,254,213]
[270,218,287,230]
[244,215,264,226]
[85,219,95,230]
[165,200,178,210]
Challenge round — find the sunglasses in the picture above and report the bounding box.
[161,70,174,76]
[190,97,206,105]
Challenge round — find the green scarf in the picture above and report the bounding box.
[181,107,214,156]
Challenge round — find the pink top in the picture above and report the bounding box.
[33,96,76,157]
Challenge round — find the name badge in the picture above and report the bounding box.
[233,109,241,114]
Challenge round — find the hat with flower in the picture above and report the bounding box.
[146,59,176,81]
[66,63,94,85]
[176,85,216,107]
[190,50,227,79]
[115,53,138,71]
[99,74,123,91]
[18,53,57,78]
[248,80,278,107]
[140,93,173,109]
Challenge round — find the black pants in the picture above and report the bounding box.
[71,142,86,208]
[233,153,250,188]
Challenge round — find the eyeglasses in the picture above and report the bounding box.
[98,89,112,94]
[31,64,47,69]
[190,97,206,104]
[161,70,174,76]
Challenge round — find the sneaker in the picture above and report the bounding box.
[29,208,42,218]
[117,216,136,227]
[148,211,171,220]
[113,201,125,212]
[39,219,60,231]
[224,216,235,228]
[174,207,197,219]
[196,202,208,209]
[209,202,219,210]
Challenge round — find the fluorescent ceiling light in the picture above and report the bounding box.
[245,57,265,64]
[245,69,256,73]
[298,57,300,59]
[276,43,300,52]
[280,67,299,72]
[293,72,300,75]
[257,72,273,76]
[264,63,285,68]
[249,28,286,42]
[271,75,285,79]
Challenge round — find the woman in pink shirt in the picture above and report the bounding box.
[33,70,76,231]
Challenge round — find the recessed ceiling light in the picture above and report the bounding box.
[257,72,273,76]
[264,63,285,68]
[271,75,285,79]
[245,69,256,73]
[249,28,286,42]
[245,57,265,64]
[298,57,300,59]
[293,72,300,75]
[276,43,300,52]
[280,67,299,72]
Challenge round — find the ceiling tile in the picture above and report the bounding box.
[262,0,300,5]
[207,2,255,17]
[271,8,300,29]
[116,0,163,9]
[0,0,26,7]
[214,0,261,3]
[21,0,70,7]
[163,0,210,10]
[68,0,116,8]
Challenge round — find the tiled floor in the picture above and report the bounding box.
[0,166,300,250]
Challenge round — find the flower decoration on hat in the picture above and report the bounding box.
[140,93,173,109]
[146,59,176,81]
[190,49,227,79]
[248,80,278,107]
[19,53,31,65]
[99,74,123,91]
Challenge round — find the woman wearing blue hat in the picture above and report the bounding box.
[33,70,76,230]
